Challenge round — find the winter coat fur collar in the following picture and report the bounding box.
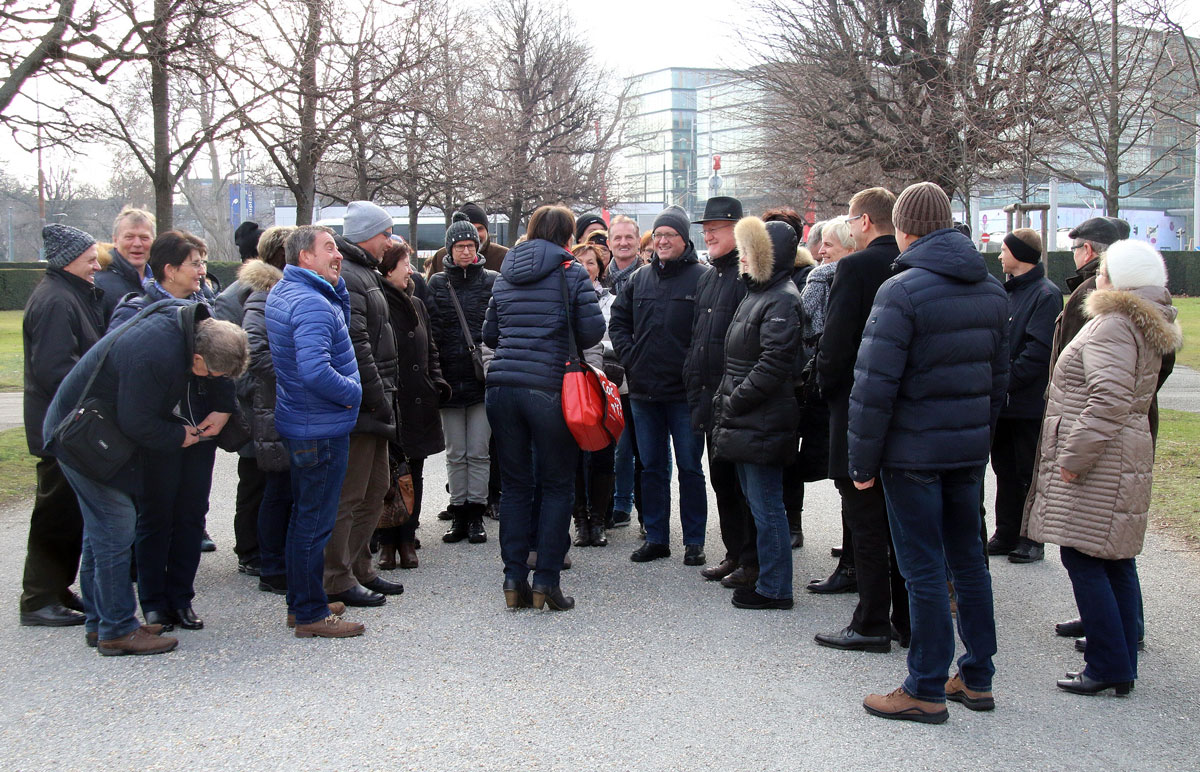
[237,259,283,294]
[1084,287,1181,356]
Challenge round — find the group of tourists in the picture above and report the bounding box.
[18,182,1181,722]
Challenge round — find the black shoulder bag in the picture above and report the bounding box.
[446,281,486,382]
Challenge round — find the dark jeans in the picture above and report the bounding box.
[258,469,293,579]
[990,417,1040,544]
[736,463,792,599]
[613,393,638,515]
[630,399,706,547]
[135,440,217,614]
[234,456,265,560]
[486,385,578,588]
[1061,546,1141,682]
[835,477,907,638]
[285,435,350,625]
[706,432,749,563]
[20,456,84,612]
[881,465,996,702]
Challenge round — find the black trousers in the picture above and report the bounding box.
[836,477,909,639]
[990,417,1041,544]
[706,432,751,564]
[233,456,265,560]
[20,456,84,612]
[135,441,217,614]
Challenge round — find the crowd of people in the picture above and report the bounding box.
[17,184,1182,722]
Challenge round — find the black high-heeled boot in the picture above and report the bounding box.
[503,578,533,609]
[531,584,575,611]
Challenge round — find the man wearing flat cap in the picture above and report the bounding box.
[684,196,754,584]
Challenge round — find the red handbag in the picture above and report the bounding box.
[559,265,624,451]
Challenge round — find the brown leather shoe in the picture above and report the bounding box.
[863,687,949,724]
[294,614,365,639]
[945,674,995,711]
[399,541,418,569]
[97,626,179,656]
[377,545,398,571]
[720,565,758,589]
[701,558,737,581]
[86,623,165,648]
[287,602,348,628]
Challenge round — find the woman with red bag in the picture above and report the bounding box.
[483,205,605,611]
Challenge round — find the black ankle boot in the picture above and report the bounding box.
[467,503,488,543]
[572,506,591,547]
[531,583,575,611]
[503,577,533,609]
[442,504,469,543]
[589,509,608,547]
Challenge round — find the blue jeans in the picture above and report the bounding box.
[629,399,706,547]
[59,462,141,641]
[285,436,350,625]
[486,385,579,588]
[881,465,996,702]
[613,394,636,513]
[1061,546,1140,682]
[257,470,293,579]
[736,463,792,600]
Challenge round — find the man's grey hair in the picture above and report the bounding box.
[195,319,249,378]
[112,206,156,241]
[285,225,336,265]
[1084,239,1109,256]
[807,220,825,248]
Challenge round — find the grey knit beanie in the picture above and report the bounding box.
[445,212,481,256]
[892,182,953,237]
[652,206,692,247]
[343,201,393,243]
[42,224,96,268]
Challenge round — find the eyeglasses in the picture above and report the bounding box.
[451,243,476,252]
[1070,242,1085,250]
[701,223,732,236]
[652,231,681,242]
[183,259,208,269]
[846,213,866,224]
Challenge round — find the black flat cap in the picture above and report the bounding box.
[1068,217,1120,246]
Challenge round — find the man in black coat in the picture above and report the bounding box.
[19,225,106,627]
[814,187,909,653]
[610,205,710,565]
[94,207,155,322]
[325,201,403,607]
[987,229,1062,564]
[683,196,753,583]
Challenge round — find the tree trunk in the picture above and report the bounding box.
[150,0,173,230]
[507,198,522,246]
[294,0,322,226]
[408,200,420,253]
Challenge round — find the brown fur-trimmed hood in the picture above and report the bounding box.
[237,258,284,293]
[795,246,817,269]
[734,216,797,285]
[1085,286,1183,355]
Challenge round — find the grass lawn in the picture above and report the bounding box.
[0,310,22,392]
[0,426,36,509]
[1173,297,1198,370]
[1153,409,1200,544]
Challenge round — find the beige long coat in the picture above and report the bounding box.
[1024,286,1182,560]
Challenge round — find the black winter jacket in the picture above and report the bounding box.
[94,249,147,322]
[847,228,1009,481]
[240,261,288,471]
[815,235,899,478]
[711,220,804,464]
[482,238,604,393]
[425,255,497,407]
[609,246,708,402]
[335,236,399,437]
[684,249,745,433]
[1000,262,1063,420]
[43,301,221,494]
[214,272,258,457]
[23,267,106,455]
[383,279,448,459]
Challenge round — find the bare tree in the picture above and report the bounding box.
[482,0,630,241]
[1036,0,1200,216]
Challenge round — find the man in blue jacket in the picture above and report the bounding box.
[987,229,1062,564]
[848,182,1008,724]
[266,225,365,639]
[610,205,710,565]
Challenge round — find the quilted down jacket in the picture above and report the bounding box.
[683,249,745,433]
[482,238,604,393]
[265,265,362,440]
[847,228,1009,481]
[1024,287,1182,559]
[425,254,497,407]
[335,237,399,437]
[239,260,288,470]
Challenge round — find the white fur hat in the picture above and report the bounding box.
[1103,239,1167,290]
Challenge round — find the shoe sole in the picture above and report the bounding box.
[98,640,179,656]
[294,628,365,638]
[946,690,996,711]
[863,703,948,724]
[732,599,795,610]
[815,637,890,654]
[805,585,858,595]
[630,552,671,562]
[19,615,86,627]
[1007,554,1044,563]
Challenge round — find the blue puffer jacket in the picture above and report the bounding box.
[265,265,361,440]
[483,239,604,392]
[847,228,1009,481]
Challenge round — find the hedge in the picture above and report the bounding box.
[0,261,244,311]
